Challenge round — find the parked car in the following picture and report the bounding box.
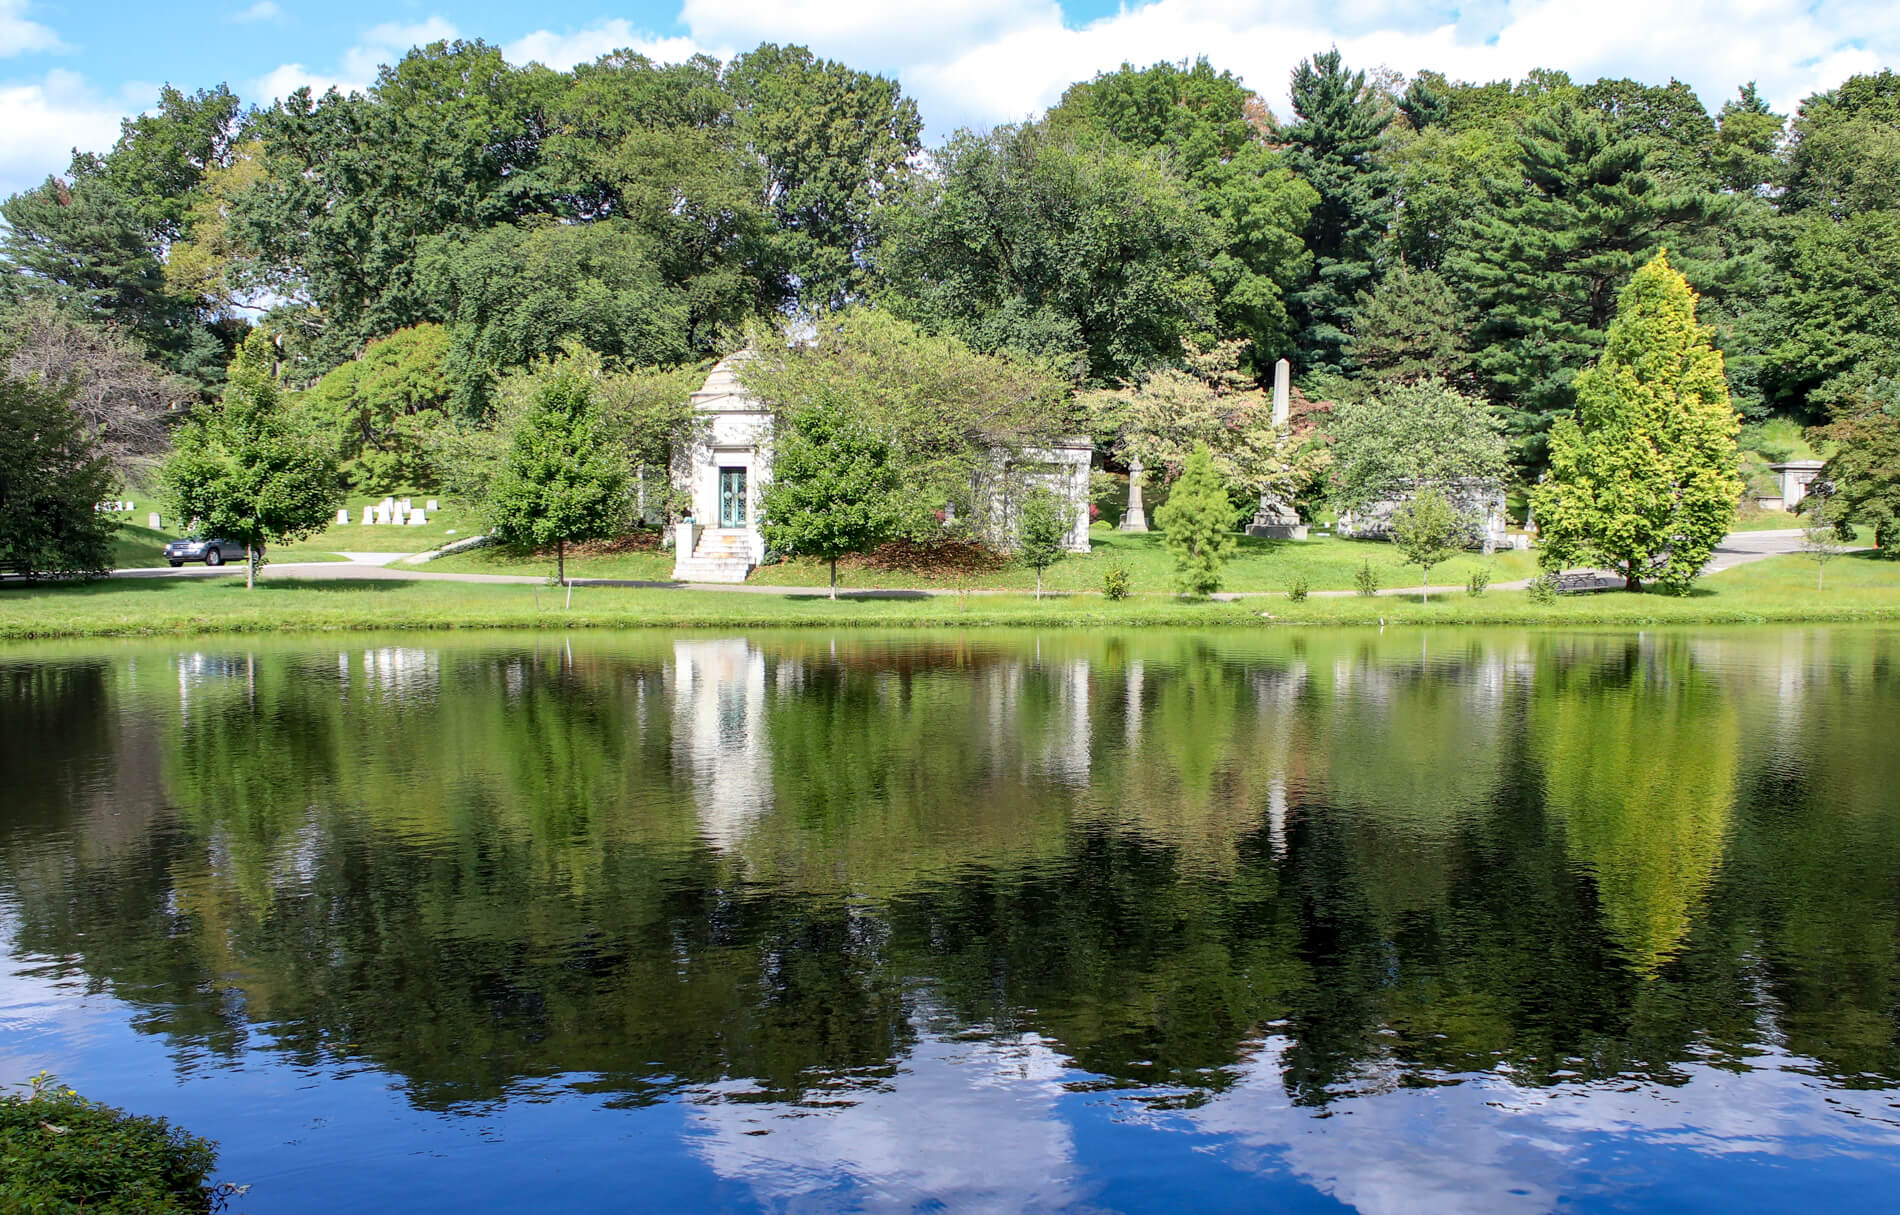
[163,536,244,567]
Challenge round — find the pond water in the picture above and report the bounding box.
[2,628,1898,1213]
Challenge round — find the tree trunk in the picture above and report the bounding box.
[1420,570,1428,603]
[557,538,566,587]
[1819,565,1825,591]
[246,544,255,590]
[829,556,837,601]
[1036,567,1043,600]
[1624,564,1640,591]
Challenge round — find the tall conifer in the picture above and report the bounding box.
[1532,251,1741,594]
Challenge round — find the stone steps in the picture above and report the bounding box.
[673,530,755,582]
[673,557,752,583]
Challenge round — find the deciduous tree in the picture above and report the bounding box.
[485,364,630,585]
[1015,487,1070,599]
[158,333,341,588]
[759,395,901,598]
[0,370,117,579]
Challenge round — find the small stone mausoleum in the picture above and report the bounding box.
[670,357,1092,583]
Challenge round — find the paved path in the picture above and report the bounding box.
[98,529,1823,600]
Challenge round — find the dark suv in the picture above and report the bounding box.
[163,536,241,567]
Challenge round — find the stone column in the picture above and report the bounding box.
[1118,458,1149,532]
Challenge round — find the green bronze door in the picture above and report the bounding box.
[718,467,747,528]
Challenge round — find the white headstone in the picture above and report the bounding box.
[381,497,395,513]
[1271,358,1291,428]
[399,498,411,514]
[148,512,162,530]
[337,508,350,525]
[360,509,374,526]
[426,499,439,512]
[407,509,427,526]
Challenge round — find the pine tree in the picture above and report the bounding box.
[1344,265,1474,387]
[1532,251,1742,594]
[1154,443,1236,596]
[485,363,630,586]
[1450,101,1717,455]
[1279,49,1395,374]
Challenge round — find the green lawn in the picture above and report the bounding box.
[4,551,1896,641]
[109,493,479,568]
[428,524,1544,592]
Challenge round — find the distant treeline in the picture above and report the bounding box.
[4,42,1899,452]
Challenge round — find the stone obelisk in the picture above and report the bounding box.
[1247,358,1307,539]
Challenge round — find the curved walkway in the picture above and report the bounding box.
[101,529,1823,599]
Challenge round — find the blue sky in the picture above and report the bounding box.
[3,0,1897,197]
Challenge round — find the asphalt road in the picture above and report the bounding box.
[99,529,1826,600]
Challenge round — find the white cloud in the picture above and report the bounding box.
[0,69,127,196]
[228,1,282,24]
[670,0,1898,139]
[0,0,63,57]
[502,19,704,71]
[253,16,459,102]
[687,1024,1083,1212]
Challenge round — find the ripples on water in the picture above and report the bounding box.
[1,628,1898,1213]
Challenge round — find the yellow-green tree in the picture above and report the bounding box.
[1532,251,1741,593]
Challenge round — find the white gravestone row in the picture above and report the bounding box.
[357,500,427,525]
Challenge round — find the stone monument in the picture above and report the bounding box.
[1246,358,1307,540]
[1119,458,1149,532]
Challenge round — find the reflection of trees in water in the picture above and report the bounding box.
[0,630,1896,1111]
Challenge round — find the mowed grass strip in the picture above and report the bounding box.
[427,525,1546,593]
[2,552,1897,640]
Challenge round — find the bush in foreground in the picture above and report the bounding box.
[0,1073,229,1214]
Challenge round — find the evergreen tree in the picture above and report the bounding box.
[0,370,117,579]
[1154,443,1235,596]
[1450,101,1718,454]
[1343,265,1474,386]
[1278,49,1395,374]
[760,395,900,598]
[158,332,342,588]
[485,363,630,585]
[1532,252,1741,594]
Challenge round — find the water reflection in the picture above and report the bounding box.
[1,628,1898,1210]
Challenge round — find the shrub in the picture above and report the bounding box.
[0,1074,228,1214]
[1528,573,1559,604]
[1353,559,1380,597]
[1466,565,1491,597]
[1285,572,1310,602]
[1101,560,1132,600]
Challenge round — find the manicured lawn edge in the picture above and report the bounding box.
[5,558,1899,641]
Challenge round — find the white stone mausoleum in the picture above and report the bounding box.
[670,357,1092,583]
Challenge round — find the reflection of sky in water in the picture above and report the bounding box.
[8,930,1898,1215]
[6,630,1900,1213]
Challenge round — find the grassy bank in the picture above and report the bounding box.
[4,552,1898,641]
[429,524,1546,592]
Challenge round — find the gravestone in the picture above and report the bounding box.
[1246,359,1308,540]
[408,509,426,526]
[360,510,374,526]
[337,508,350,525]
[148,512,161,530]
[1119,457,1149,532]
[425,499,439,512]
